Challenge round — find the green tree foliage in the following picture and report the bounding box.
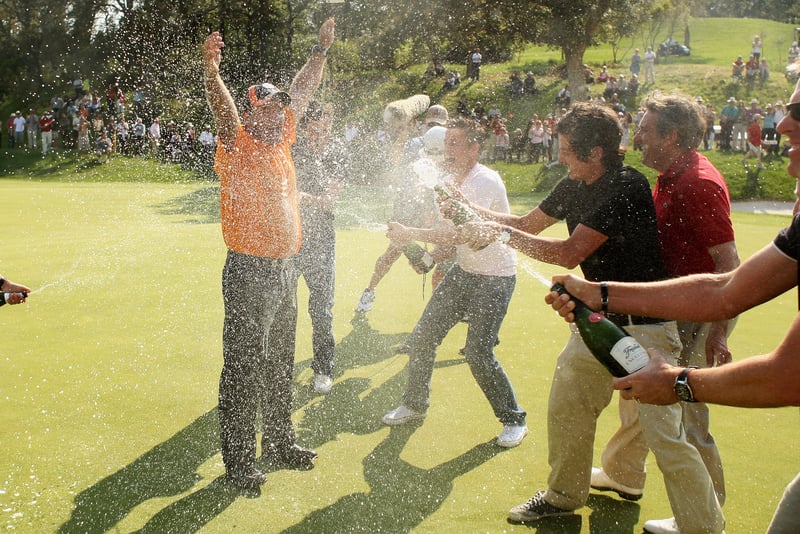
[3,0,797,121]
[0,0,78,103]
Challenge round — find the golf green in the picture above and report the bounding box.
[1,180,797,532]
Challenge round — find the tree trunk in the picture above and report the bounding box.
[564,43,589,102]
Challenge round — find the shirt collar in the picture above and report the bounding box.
[658,149,697,183]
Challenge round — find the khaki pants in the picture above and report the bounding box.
[543,322,724,534]
[601,321,734,506]
[767,472,800,533]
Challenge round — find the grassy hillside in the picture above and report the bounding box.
[335,17,799,200]
[1,16,797,202]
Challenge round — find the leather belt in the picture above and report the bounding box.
[605,312,666,327]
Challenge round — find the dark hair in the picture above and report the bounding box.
[641,93,705,149]
[555,102,623,168]
[446,117,488,146]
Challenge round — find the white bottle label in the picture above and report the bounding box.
[610,336,650,374]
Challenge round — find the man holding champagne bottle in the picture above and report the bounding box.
[459,103,723,532]
[0,274,30,306]
[546,67,800,534]
[381,118,528,449]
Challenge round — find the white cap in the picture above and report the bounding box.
[422,126,446,160]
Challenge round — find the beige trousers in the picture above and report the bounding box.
[543,322,724,534]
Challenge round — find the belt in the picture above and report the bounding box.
[605,312,666,327]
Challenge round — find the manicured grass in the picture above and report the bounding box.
[2,162,799,532]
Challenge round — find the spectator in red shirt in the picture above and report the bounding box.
[39,111,55,156]
[743,114,764,169]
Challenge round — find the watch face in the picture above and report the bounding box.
[674,383,693,402]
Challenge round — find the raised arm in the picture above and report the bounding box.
[203,32,239,148]
[289,18,335,119]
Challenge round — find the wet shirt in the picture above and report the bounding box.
[292,139,348,245]
[539,164,666,283]
[456,163,517,277]
[214,112,301,258]
[653,149,735,277]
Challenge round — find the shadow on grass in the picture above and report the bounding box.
[58,309,484,532]
[0,149,85,177]
[504,494,639,533]
[282,426,502,533]
[152,185,221,224]
[57,409,223,534]
[741,164,766,198]
[585,493,641,532]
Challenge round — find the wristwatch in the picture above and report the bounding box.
[497,227,512,244]
[674,366,699,402]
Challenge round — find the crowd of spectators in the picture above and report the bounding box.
[4,79,217,170]
[8,37,797,177]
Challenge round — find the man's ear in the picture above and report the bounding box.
[666,128,680,146]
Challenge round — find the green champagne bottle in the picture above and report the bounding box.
[551,283,649,377]
[433,184,482,225]
[433,184,493,250]
[401,242,435,273]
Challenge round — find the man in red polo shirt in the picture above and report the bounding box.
[590,94,739,534]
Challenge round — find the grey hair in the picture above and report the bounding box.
[641,92,705,150]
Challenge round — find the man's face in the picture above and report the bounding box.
[246,96,287,143]
[777,78,800,208]
[443,127,477,174]
[634,110,671,172]
[557,134,596,183]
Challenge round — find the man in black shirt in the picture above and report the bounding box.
[461,103,723,533]
[291,101,347,395]
[548,69,800,534]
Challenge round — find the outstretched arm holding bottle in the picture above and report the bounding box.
[544,239,800,409]
[0,275,31,305]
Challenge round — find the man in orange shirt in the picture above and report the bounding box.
[203,18,335,492]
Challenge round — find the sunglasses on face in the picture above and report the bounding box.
[787,102,800,122]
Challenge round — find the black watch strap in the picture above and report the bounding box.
[675,366,699,402]
[600,282,609,314]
